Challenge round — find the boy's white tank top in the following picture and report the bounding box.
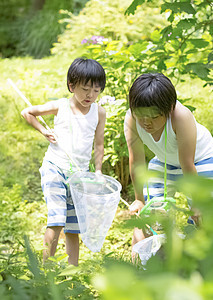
[135,112,213,167]
[44,98,99,171]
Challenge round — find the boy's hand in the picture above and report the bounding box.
[95,170,106,184]
[42,128,57,144]
[129,200,144,215]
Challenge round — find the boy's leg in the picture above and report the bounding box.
[43,226,63,262]
[39,161,69,263]
[65,233,79,266]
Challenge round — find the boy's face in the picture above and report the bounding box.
[133,106,167,134]
[69,80,101,107]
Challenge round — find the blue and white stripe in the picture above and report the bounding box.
[143,156,213,202]
[39,160,80,233]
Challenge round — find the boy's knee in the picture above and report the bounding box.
[45,226,63,239]
[65,232,79,240]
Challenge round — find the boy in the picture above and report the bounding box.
[21,58,106,265]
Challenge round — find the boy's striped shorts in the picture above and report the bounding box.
[143,156,213,202]
[39,160,80,234]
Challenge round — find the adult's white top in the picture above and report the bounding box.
[125,109,213,167]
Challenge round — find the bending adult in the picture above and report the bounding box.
[124,73,213,257]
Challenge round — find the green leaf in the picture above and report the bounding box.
[210,24,213,36]
[161,25,173,38]
[125,0,146,15]
[24,235,41,280]
[161,2,196,15]
[168,13,174,23]
[185,63,210,79]
[185,48,200,54]
[151,30,161,42]
[178,98,191,104]
[188,39,209,49]
[176,19,196,30]
[113,61,125,69]
[185,105,196,112]
[208,52,213,63]
[128,41,149,57]
[157,60,167,71]
[58,265,80,276]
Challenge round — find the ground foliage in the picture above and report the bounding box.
[0,0,213,298]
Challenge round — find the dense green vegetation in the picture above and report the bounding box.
[0,0,213,299]
[0,0,89,58]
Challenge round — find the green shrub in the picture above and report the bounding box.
[17,10,66,58]
[0,0,89,58]
[0,184,34,244]
[52,0,167,56]
[97,98,130,188]
[0,0,30,57]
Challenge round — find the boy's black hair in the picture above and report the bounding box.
[129,73,177,117]
[67,58,106,92]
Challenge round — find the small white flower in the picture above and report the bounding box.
[99,95,116,105]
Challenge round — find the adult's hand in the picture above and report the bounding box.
[129,199,144,215]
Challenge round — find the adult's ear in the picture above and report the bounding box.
[68,83,75,93]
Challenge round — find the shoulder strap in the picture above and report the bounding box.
[146,121,168,202]
[90,102,99,124]
[164,122,167,200]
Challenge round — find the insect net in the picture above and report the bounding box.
[67,171,122,252]
[133,234,166,265]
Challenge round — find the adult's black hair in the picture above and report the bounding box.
[67,58,106,92]
[129,73,177,117]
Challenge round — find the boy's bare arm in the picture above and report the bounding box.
[173,103,197,174]
[21,101,59,143]
[94,106,106,172]
[124,110,146,213]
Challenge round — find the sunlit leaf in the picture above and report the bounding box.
[125,0,146,15]
[151,30,161,42]
[188,39,209,48]
[185,63,210,79]
[58,265,80,276]
[161,2,196,14]
[128,42,149,57]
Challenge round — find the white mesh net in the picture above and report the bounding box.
[133,234,166,265]
[67,171,122,252]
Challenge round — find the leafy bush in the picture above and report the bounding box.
[0,0,89,58]
[98,98,130,188]
[0,184,26,244]
[17,10,66,58]
[52,0,167,56]
[0,184,46,246]
[0,236,101,300]
[1,175,213,299]
[0,0,30,57]
[16,0,75,58]
[125,0,213,86]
